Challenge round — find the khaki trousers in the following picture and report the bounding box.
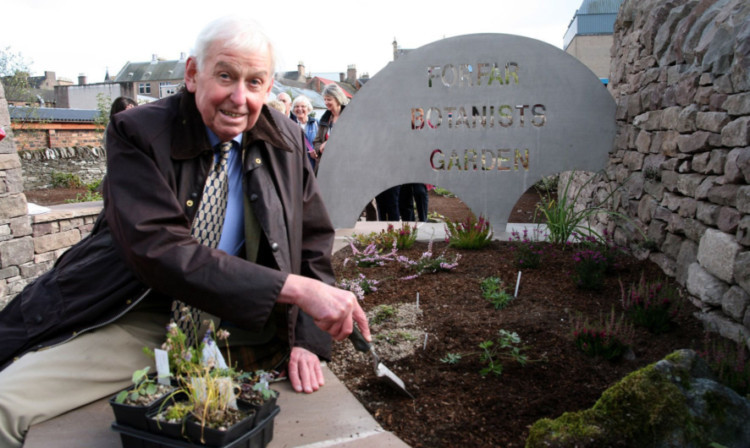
[0,309,170,448]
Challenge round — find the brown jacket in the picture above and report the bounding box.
[0,91,335,369]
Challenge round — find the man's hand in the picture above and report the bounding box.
[278,274,371,342]
[288,346,325,393]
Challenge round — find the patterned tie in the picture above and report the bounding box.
[172,141,233,344]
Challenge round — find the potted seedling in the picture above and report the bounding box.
[109,366,173,430]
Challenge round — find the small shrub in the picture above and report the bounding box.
[432,187,455,198]
[344,241,397,268]
[337,274,380,300]
[508,228,546,269]
[353,223,418,250]
[571,249,608,290]
[440,353,462,365]
[699,332,750,398]
[570,308,634,361]
[66,190,103,203]
[51,171,83,188]
[620,273,680,334]
[533,174,559,194]
[397,240,461,279]
[371,304,395,325]
[478,329,528,377]
[480,277,514,310]
[444,215,493,249]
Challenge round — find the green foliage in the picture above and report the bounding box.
[620,273,680,334]
[440,353,462,365]
[699,333,750,398]
[444,215,493,249]
[115,366,159,404]
[0,46,36,108]
[480,277,514,310]
[533,174,559,194]
[371,304,395,324]
[163,400,194,421]
[94,92,111,133]
[571,308,634,361]
[431,186,455,197]
[397,240,461,279]
[508,228,546,269]
[534,171,631,245]
[50,171,83,188]
[352,222,417,250]
[478,330,528,377]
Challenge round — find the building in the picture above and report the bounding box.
[113,54,187,101]
[8,106,100,150]
[563,0,623,84]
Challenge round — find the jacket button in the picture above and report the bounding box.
[126,299,132,305]
[255,158,262,165]
[34,314,43,324]
[186,200,194,207]
[270,242,280,252]
[249,194,258,202]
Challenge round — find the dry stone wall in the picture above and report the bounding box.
[18,146,107,190]
[567,0,750,349]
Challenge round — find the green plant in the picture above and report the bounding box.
[352,223,417,250]
[480,277,514,310]
[699,332,749,398]
[337,274,380,300]
[508,228,546,269]
[344,240,398,268]
[533,174,559,194]
[534,171,631,245]
[620,273,680,334]
[396,240,461,279]
[570,308,634,361]
[371,304,395,324]
[115,366,160,404]
[432,186,455,197]
[572,248,608,290]
[444,215,493,249]
[478,330,528,377]
[427,211,447,222]
[66,190,103,203]
[440,353,462,365]
[50,171,83,188]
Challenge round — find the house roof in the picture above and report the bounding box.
[113,59,186,83]
[310,77,354,98]
[563,0,622,50]
[9,106,98,123]
[578,0,622,14]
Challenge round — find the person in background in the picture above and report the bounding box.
[109,96,137,119]
[376,186,401,221]
[291,95,318,170]
[267,98,287,114]
[0,15,370,448]
[277,92,293,120]
[312,84,348,173]
[399,183,429,222]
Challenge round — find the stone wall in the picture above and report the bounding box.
[0,83,102,308]
[566,0,750,349]
[18,146,107,190]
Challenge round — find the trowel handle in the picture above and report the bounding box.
[348,324,371,353]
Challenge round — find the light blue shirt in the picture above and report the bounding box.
[205,128,244,256]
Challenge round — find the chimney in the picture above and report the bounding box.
[78,74,87,85]
[347,65,357,83]
[151,54,158,64]
[339,72,345,82]
[179,52,186,61]
[297,61,305,78]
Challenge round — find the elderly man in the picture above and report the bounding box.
[276,92,293,119]
[0,15,369,447]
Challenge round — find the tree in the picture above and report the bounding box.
[0,46,35,105]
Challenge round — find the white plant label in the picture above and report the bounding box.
[154,348,171,385]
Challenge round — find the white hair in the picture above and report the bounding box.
[191,16,276,73]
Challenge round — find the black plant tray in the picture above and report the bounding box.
[112,405,279,448]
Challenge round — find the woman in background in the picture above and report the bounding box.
[312,84,348,173]
[292,95,319,170]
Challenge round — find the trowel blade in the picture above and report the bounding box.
[376,362,414,398]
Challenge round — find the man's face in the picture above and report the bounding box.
[185,43,274,142]
[278,93,291,115]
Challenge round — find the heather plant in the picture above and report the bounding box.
[337,274,380,300]
[699,332,750,398]
[620,273,680,334]
[444,214,493,249]
[480,276,514,310]
[508,228,546,269]
[570,308,634,361]
[572,229,627,273]
[397,240,461,279]
[352,223,418,250]
[571,248,608,290]
[343,240,398,268]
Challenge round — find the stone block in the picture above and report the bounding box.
[0,237,34,269]
[635,131,652,153]
[9,217,31,238]
[648,219,668,246]
[696,310,749,345]
[652,205,673,223]
[679,198,697,218]
[676,173,705,196]
[691,152,710,173]
[695,176,718,200]
[677,131,713,153]
[738,216,750,247]
[696,111,730,133]
[0,154,21,170]
[722,286,750,321]
[661,232,683,259]
[707,184,739,207]
[643,154,666,173]
[710,93,728,111]
[705,149,727,175]
[724,147,750,184]
[721,117,750,147]
[676,240,698,286]
[649,252,676,277]
[661,130,681,157]
[644,179,665,201]
[660,106,682,130]
[677,104,699,133]
[634,111,662,131]
[0,195,27,220]
[717,207,740,233]
[724,92,750,115]
[668,213,687,235]
[34,230,81,254]
[624,151,646,170]
[736,252,750,294]
[683,218,708,243]
[19,261,53,279]
[32,222,59,238]
[687,262,728,307]
[696,201,721,226]
[0,266,19,281]
[662,191,682,211]
[697,228,742,283]
[678,160,691,173]
[661,170,679,192]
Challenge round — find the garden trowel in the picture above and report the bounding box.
[349,325,414,398]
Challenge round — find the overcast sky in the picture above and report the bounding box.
[3,0,584,83]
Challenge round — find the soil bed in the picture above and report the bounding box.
[329,190,706,448]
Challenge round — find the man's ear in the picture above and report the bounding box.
[185,57,198,93]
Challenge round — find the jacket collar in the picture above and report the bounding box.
[171,90,292,160]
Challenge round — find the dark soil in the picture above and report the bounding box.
[329,187,706,448]
[24,187,89,205]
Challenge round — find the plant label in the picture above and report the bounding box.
[201,339,228,370]
[154,348,171,385]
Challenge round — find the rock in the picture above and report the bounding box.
[687,262,728,306]
[697,228,742,283]
[526,350,750,448]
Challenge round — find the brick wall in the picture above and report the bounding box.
[12,126,102,151]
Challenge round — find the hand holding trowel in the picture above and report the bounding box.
[349,325,414,398]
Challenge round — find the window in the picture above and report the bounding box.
[159,82,178,98]
[139,83,151,94]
